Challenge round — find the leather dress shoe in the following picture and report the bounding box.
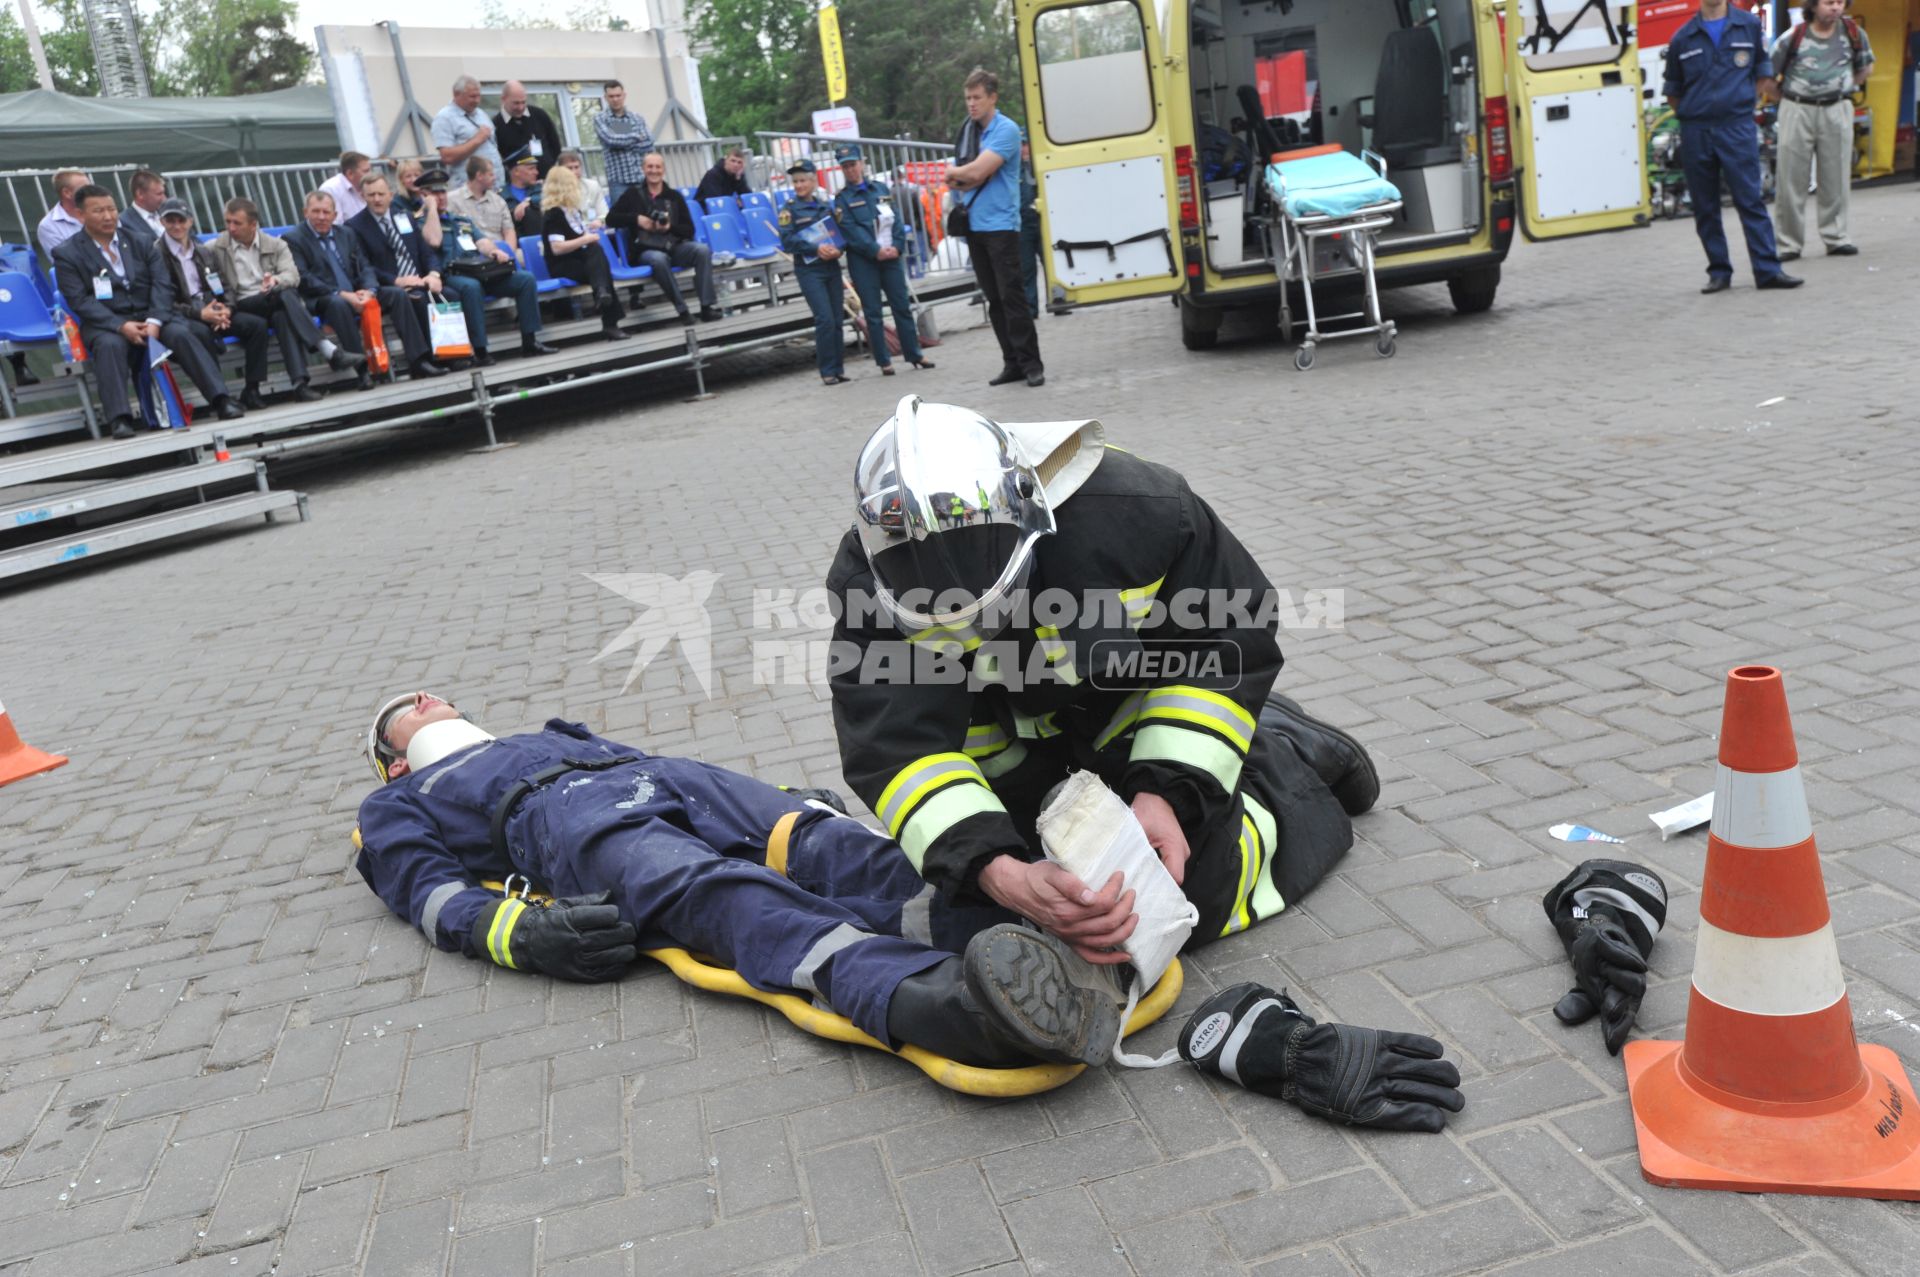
[327,347,367,372]
[213,397,245,421]
[1826,244,1859,256]
[698,307,724,322]
[1756,273,1804,290]
[409,359,448,379]
[1025,369,1046,388]
[110,417,137,440]
[290,381,324,403]
[522,338,558,356]
[472,351,496,367]
[239,386,269,411]
[1779,251,1801,262]
[354,369,374,391]
[988,367,1024,386]
[1258,693,1380,816]
[1700,277,1731,294]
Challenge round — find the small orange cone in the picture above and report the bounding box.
[0,696,68,787]
[1623,665,1920,1199]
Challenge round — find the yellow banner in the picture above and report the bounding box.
[819,4,848,105]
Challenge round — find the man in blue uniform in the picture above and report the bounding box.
[354,691,1125,1067]
[834,143,934,376]
[777,160,850,386]
[1662,0,1804,293]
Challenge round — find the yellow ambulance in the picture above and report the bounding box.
[1016,1,1653,348]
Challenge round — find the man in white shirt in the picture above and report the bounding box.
[433,76,504,179]
[319,153,373,224]
[35,169,91,260]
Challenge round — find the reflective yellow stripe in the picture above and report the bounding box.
[906,619,986,653]
[1033,626,1079,685]
[1222,813,1263,937]
[1095,690,1147,751]
[876,753,985,838]
[1119,577,1164,628]
[1131,723,1245,793]
[487,899,526,969]
[1012,709,1064,741]
[766,811,800,877]
[1245,794,1285,920]
[900,782,1004,872]
[978,740,1030,779]
[964,722,1012,760]
[1140,686,1255,752]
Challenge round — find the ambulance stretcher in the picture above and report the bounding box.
[1260,146,1404,371]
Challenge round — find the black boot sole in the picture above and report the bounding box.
[1262,693,1380,816]
[963,925,1120,1067]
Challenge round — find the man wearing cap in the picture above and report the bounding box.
[502,147,546,244]
[827,399,1377,964]
[147,199,276,411]
[606,151,720,324]
[834,143,933,376]
[946,68,1043,387]
[777,159,849,386]
[355,691,1129,1069]
[420,173,556,362]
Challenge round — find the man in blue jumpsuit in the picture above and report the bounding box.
[777,160,849,386]
[834,143,934,375]
[353,691,1124,1067]
[1662,0,1803,293]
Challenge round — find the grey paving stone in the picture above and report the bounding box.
[277,1175,377,1272]
[1117,1214,1242,1277]
[1003,1187,1130,1276]
[712,1116,799,1216]
[785,1233,922,1277]
[631,1205,807,1277]
[982,1121,1161,1204]
[1342,1195,1553,1277]
[803,1140,903,1248]
[549,1075,625,1164]
[457,1155,626,1234]
[1477,1224,1699,1276]
[449,1222,538,1277]
[362,1196,452,1277]
[538,1180,711,1263]
[1248,1250,1359,1277]
[204,1152,305,1251]
[1214,1169,1408,1261]
[900,1163,1016,1277]
[1468,1125,1635,1242]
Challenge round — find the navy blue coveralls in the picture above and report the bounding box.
[778,193,846,378]
[1662,8,1785,283]
[354,721,1010,1042]
[834,178,925,368]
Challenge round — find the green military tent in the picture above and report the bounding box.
[0,85,340,171]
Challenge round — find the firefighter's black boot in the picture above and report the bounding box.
[1259,693,1380,816]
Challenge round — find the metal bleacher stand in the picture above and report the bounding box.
[0,134,971,583]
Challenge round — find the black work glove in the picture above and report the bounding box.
[1179,983,1464,1133]
[472,889,637,983]
[1542,859,1667,1054]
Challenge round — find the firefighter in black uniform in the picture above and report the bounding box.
[826,398,1378,963]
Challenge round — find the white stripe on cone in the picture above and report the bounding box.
[1692,919,1847,1017]
[1711,764,1812,849]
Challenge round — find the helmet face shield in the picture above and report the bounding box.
[855,396,1054,633]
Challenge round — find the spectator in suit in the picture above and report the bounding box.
[558,150,609,220]
[344,174,461,371]
[592,80,653,206]
[319,153,373,223]
[433,75,504,179]
[121,170,169,252]
[694,146,753,206]
[538,164,627,341]
[420,175,555,363]
[448,156,518,250]
[284,190,446,383]
[148,198,272,409]
[502,148,546,245]
[494,81,562,179]
[36,169,91,259]
[607,151,719,324]
[207,196,364,403]
[52,185,242,438]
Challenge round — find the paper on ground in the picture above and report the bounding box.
[1649,792,1712,840]
[1550,823,1624,844]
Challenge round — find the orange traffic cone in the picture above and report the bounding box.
[0,696,68,787]
[1623,665,1920,1199]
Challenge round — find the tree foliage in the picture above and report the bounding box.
[0,0,312,97]
[690,0,1020,142]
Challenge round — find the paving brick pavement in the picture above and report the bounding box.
[2,185,1919,1274]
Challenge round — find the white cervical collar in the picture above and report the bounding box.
[406,719,495,773]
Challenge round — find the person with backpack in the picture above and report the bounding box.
[1769,0,1875,260]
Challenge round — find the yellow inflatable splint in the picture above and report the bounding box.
[351,819,1184,1095]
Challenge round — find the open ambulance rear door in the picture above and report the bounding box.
[1502,1,1652,238]
[1015,0,1186,305]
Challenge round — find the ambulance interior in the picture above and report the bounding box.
[1186,0,1483,272]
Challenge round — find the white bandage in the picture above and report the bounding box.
[1037,770,1199,1067]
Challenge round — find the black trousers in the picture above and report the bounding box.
[83,318,230,422]
[309,286,431,365]
[178,312,268,389]
[554,245,624,326]
[967,230,1041,375]
[230,289,320,384]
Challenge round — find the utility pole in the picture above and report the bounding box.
[16,0,55,90]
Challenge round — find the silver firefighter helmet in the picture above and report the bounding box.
[854,396,1056,635]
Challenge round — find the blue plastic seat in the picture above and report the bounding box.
[0,245,55,308]
[518,236,577,292]
[703,197,737,216]
[771,188,795,209]
[0,270,58,347]
[741,191,774,217]
[689,214,710,248]
[598,229,653,282]
[703,213,779,263]
[739,207,783,256]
